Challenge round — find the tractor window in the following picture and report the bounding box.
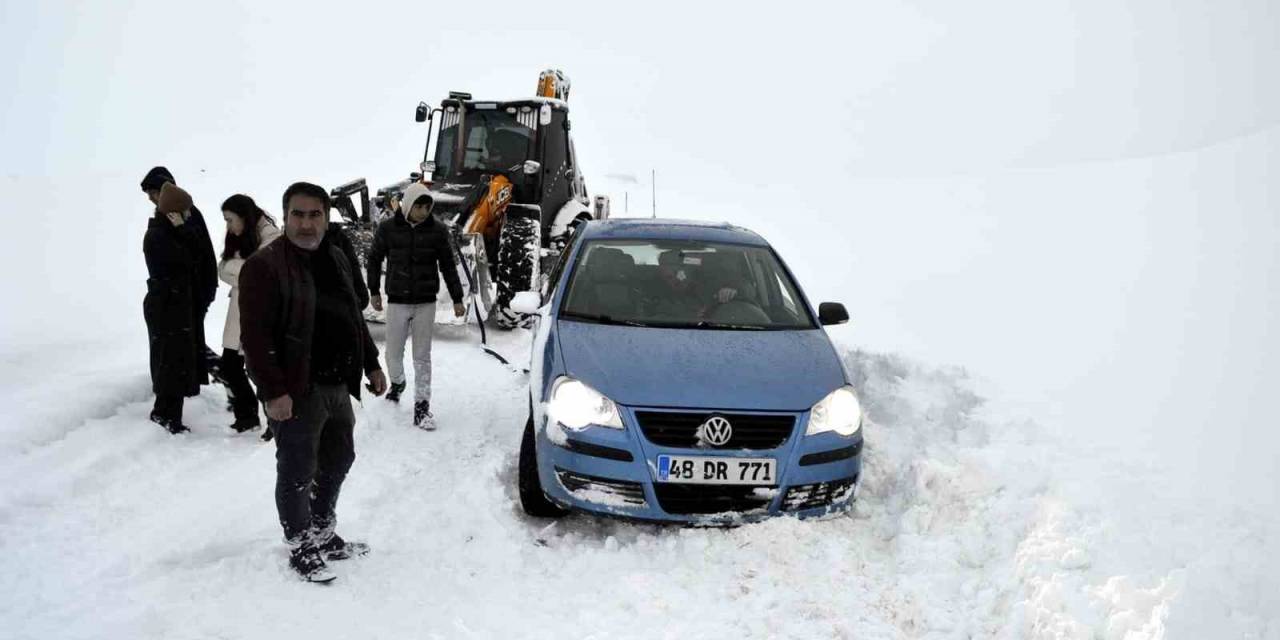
[461,110,533,173]
[434,124,458,177]
[433,109,533,178]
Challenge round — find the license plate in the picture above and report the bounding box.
[656,455,777,485]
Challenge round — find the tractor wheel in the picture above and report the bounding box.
[550,214,591,256]
[493,210,540,330]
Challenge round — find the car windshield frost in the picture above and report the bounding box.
[560,239,815,330]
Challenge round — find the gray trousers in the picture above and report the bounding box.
[385,302,436,404]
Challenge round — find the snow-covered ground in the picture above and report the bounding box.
[2,316,1275,639]
[2,4,1276,637]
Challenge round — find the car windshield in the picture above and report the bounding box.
[434,107,533,177]
[560,239,816,330]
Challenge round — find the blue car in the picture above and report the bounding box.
[512,219,863,524]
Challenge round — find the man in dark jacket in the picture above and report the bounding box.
[142,181,206,433]
[366,182,464,429]
[258,223,371,445]
[141,167,220,386]
[239,181,387,584]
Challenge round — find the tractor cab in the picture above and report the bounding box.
[416,71,590,245]
[353,69,604,329]
[425,99,563,212]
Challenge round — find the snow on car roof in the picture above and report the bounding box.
[582,218,769,246]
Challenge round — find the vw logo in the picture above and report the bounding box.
[697,416,733,447]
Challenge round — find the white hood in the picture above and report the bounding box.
[400,182,434,214]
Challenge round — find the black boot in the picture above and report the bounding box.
[414,401,435,430]
[151,395,188,434]
[288,543,336,583]
[385,381,406,403]
[203,347,224,386]
[149,413,190,434]
[230,417,261,433]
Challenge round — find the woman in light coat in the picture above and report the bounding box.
[218,194,280,432]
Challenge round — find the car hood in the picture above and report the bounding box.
[555,320,847,411]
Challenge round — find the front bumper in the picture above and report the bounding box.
[536,406,862,525]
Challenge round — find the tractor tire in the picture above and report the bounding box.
[519,412,569,518]
[549,214,591,257]
[493,210,540,330]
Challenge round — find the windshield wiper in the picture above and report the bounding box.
[561,312,648,327]
[693,320,767,330]
[562,312,768,330]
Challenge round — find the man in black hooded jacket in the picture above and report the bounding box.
[140,167,220,388]
[366,183,464,429]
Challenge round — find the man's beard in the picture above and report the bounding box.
[288,230,323,251]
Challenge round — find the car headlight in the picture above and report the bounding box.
[806,386,862,437]
[547,377,623,430]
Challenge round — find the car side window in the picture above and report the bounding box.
[544,224,584,296]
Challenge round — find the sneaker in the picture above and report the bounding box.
[317,533,370,561]
[385,381,407,404]
[289,544,336,583]
[414,401,435,430]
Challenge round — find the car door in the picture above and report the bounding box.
[529,224,585,409]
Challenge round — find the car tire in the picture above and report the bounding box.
[518,412,569,518]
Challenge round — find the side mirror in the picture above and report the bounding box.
[818,302,849,326]
[415,102,429,123]
[523,160,541,175]
[510,291,542,315]
[421,160,437,175]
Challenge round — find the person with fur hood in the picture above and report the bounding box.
[217,194,281,433]
[141,178,212,433]
[140,167,221,385]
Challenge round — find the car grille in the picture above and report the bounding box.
[798,441,862,466]
[634,411,796,450]
[781,476,858,511]
[563,438,634,462]
[652,483,776,515]
[555,469,647,507]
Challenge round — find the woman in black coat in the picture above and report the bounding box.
[143,182,204,434]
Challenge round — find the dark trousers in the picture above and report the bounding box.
[271,384,356,545]
[195,306,219,383]
[152,394,184,424]
[220,349,260,423]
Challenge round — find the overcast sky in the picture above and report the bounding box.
[2,0,1277,504]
